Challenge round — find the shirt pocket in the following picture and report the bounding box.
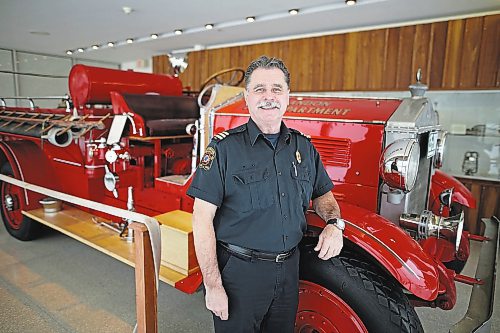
[232,167,275,212]
[291,164,313,211]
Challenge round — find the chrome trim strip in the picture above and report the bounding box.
[53,158,82,167]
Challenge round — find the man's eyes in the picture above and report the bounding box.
[252,88,283,94]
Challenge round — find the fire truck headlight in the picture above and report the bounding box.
[433,130,447,169]
[380,139,420,192]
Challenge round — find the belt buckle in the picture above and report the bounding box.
[275,253,286,262]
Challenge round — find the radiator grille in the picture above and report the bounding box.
[311,137,351,168]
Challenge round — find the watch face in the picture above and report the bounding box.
[335,218,345,230]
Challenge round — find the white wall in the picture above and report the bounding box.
[121,58,152,73]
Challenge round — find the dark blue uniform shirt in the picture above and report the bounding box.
[187,118,333,252]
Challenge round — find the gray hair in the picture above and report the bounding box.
[244,55,290,89]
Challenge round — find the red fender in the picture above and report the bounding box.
[307,201,439,301]
[430,170,477,215]
[0,140,61,210]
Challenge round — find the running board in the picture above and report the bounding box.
[450,217,499,333]
[23,207,187,286]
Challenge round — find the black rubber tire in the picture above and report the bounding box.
[299,242,423,333]
[0,163,40,241]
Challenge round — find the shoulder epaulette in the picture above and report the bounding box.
[290,128,311,141]
[212,124,247,142]
[212,131,230,142]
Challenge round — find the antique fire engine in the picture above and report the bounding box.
[0,65,497,333]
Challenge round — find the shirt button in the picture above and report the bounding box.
[278,171,282,176]
[281,192,286,197]
[283,215,287,219]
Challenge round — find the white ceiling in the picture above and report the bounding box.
[1,0,499,64]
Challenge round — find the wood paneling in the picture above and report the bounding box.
[154,14,500,92]
[457,177,500,235]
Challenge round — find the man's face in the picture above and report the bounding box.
[244,68,289,128]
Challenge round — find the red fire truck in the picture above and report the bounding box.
[0,65,497,333]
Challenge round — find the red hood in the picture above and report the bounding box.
[215,96,402,124]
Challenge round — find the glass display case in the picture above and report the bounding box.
[432,90,499,181]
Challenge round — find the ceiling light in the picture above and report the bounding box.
[174,29,183,35]
[66,50,73,55]
[122,6,133,14]
[77,48,84,53]
[126,38,134,44]
[288,9,299,15]
[107,42,115,47]
[205,24,214,30]
[345,0,356,5]
[92,45,99,50]
[246,16,255,23]
[150,34,158,39]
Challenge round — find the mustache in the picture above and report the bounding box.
[257,100,281,109]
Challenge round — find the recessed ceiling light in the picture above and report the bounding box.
[345,0,356,5]
[150,34,158,39]
[174,29,183,35]
[122,6,133,14]
[77,48,84,53]
[107,42,115,47]
[246,16,255,23]
[205,24,214,30]
[288,9,299,15]
[66,50,73,55]
[92,45,99,50]
[126,38,134,44]
[29,31,50,36]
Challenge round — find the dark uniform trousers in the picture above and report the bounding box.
[213,243,300,333]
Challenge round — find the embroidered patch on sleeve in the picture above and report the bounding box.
[199,147,216,171]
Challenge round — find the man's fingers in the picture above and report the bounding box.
[318,242,330,259]
[220,309,229,320]
[314,234,324,251]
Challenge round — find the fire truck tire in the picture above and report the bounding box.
[298,243,423,333]
[0,163,40,241]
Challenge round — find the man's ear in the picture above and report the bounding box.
[243,89,249,103]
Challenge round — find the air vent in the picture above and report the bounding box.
[311,137,351,168]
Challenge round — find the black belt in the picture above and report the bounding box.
[219,242,296,263]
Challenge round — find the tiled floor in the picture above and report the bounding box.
[0,226,498,333]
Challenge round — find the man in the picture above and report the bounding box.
[187,56,343,333]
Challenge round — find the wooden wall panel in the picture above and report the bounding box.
[412,24,432,85]
[383,28,399,89]
[442,19,465,88]
[459,17,484,87]
[428,22,448,88]
[457,177,500,235]
[477,15,500,87]
[330,34,345,90]
[154,14,500,92]
[368,30,387,89]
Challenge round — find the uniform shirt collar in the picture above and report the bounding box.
[247,118,291,146]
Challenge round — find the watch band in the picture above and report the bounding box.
[326,218,345,230]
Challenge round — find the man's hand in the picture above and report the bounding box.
[205,285,229,320]
[314,224,343,260]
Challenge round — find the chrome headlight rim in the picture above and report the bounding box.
[380,138,420,192]
[433,130,447,169]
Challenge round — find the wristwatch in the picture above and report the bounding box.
[326,218,345,231]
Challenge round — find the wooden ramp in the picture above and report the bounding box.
[23,207,187,286]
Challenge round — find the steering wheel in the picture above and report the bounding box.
[199,67,245,92]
